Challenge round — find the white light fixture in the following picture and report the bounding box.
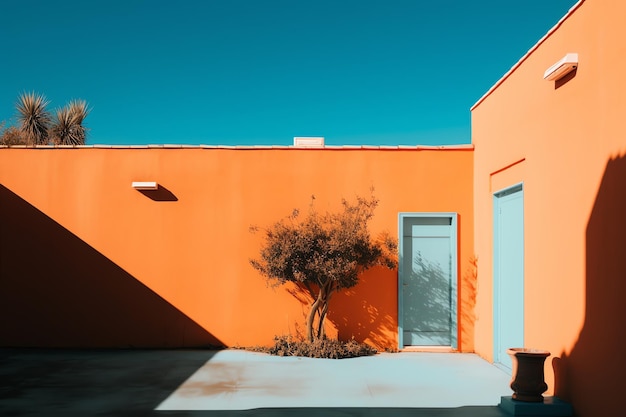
[544,53,578,81]
[131,181,158,190]
[293,137,324,147]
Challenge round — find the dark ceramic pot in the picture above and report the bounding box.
[507,348,551,402]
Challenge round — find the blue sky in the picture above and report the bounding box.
[0,0,577,146]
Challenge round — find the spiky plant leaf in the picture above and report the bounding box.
[68,100,89,122]
[49,100,90,145]
[16,92,51,145]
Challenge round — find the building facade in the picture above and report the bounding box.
[0,146,475,351]
[472,1,625,415]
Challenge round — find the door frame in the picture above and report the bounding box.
[398,212,458,349]
[492,183,524,370]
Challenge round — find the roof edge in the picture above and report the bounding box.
[0,144,474,151]
[470,0,585,111]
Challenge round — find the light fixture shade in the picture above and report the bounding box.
[544,53,578,81]
[131,181,158,190]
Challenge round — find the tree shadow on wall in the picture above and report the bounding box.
[460,256,478,351]
[330,266,398,350]
[327,250,455,350]
[401,253,452,346]
[283,267,398,350]
[553,155,626,417]
[0,185,222,348]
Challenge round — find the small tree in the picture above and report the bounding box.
[0,122,25,146]
[250,193,397,343]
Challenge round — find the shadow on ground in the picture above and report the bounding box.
[0,349,216,416]
[160,407,508,417]
[0,349,508,417]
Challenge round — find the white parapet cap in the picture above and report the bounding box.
[293,137,325,147]
[131,181,158,190]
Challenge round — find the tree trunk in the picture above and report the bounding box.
[306,291,323,342]
[316,283,334,339]
[317,301,328,339]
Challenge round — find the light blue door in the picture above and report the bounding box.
[494,185,524,371]
[399,214,457,348]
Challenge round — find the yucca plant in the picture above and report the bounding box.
[49,100,89,145]
[16,92,51,145]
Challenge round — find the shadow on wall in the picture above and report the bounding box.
[554,67,577,90]
[331,267,397,350]
[403,254,452,345]
[460,256,478,351]
[137,185,178,202]
[0,185,222,348]
[282,267,397,350]
[554,155,626,416]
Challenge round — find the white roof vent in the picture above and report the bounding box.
[293,137,324,147]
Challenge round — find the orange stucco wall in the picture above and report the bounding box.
[472,1,626,415]
[0,147,474,351]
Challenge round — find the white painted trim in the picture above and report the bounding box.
[398,212,459,350]
[0,144,474,150]
[492,183,524,372]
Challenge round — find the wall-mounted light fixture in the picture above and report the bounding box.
[131,181,158,190]
[544,53,578,81]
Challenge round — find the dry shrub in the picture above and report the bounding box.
[247,335,378,359]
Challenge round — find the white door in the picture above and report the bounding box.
[493,185,524,370]
[399,214,457,348]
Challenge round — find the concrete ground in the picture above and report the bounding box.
[0,348,513,417]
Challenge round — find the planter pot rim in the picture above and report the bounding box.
[506,348,551,357]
